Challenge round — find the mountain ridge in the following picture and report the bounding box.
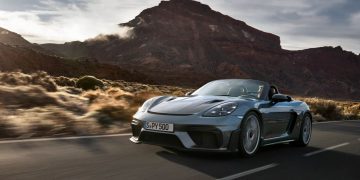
[0,28,151,83]
[1,0,360,99]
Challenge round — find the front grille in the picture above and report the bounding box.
[188,131,221,149]
[139,131,184,148]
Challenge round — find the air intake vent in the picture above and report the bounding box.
[167,97,176,101]
[207,100,224,104]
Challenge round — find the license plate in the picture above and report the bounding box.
[144,122,174,132]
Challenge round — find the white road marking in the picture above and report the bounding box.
[304,142,350,157]
[0,133,132,144]
[216,163,278,180]
[313,120,359,124]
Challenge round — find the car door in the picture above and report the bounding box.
[259,85,294,139]
[260,101,294,139]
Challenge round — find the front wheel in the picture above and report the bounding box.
[238,112,261,157]
[293,113,312,146]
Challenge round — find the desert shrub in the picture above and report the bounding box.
[0,71,57,92]
[310,100,342,120]
[343,103,360,119]
[0,119,19,138]
[82,88,136,125]
[91,105,132,127]
[0,106,102,138]
[130,91,162,107]
[299,98,342,120]
[297,97,360,121]
[172,90,185,96]
[54,76,76,87]
[30,71,58,92]
[0,71,32,85]
[76,76,104,90]
[0,85,60,108]
[29,123,56,137]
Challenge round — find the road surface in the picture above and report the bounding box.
[0,120,359,180]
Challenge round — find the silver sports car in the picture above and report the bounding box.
[130,79,312,156]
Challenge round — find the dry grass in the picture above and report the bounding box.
[0,71,358,139]
[0,71,189,138]
[296,97,360,121]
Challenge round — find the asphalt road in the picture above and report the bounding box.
[0,120,359,180]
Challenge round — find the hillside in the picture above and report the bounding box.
[0,27,54,54]
[40,0,360,99]
[0,32,151,83]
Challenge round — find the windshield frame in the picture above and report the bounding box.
[191,79,270,100]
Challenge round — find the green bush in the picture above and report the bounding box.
[76,76,104,90]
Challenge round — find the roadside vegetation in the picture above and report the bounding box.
[0,71,358,139]
[0,71,188,138]
[297,97,360,121]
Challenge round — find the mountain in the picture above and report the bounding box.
[0,27,150,83]
[38,0,360,99]
[0,27,54,55]
[0,27,32,46]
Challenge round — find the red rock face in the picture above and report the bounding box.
[10,0,360,99]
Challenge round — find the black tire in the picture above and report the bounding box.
[292,113,312,146]
[238,112,261,157]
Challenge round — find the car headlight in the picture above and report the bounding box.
[138,98,155,112]
[203,102,238,117]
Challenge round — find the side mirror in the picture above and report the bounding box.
[185,91,193,96]
[271,94,292,102]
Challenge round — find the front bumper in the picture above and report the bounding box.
[130,113,243,152]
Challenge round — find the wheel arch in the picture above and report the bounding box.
[239,108,265,144]
[236,109,263,156]
[228,109,264,152]
[242,109,264,133]
[304,110,313,122]
[292,110,312,140]
[298,110,313,124]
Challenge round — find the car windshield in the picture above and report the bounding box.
[191,79,265,99]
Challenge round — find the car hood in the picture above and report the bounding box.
[148,96,245,115]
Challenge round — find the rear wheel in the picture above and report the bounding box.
[293,113,312,146]
[238,112,261,157]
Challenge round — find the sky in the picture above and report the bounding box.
[0,0,359,53]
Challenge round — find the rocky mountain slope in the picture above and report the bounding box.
[0,27,31,46]
[39,0,360,99]
[1,0,359,99]
[0,28,151,83]
[0,27,53,54]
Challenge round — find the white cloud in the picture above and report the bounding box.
[350,12,360,30]
[0,0,358,53]
[197,0,360,53]
[0,0,159,43]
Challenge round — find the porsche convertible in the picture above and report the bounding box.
[130,79,312,156]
